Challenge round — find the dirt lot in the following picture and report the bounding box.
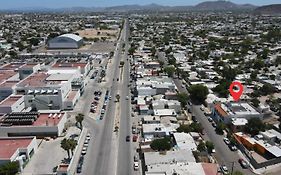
[76,29,119,42]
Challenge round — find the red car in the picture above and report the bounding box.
[133,135,138,142]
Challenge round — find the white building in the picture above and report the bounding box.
[48,34,84,49]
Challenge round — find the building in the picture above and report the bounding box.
[212,102,263,124]
[0,136,37,169]
[0,111,67,137]
[47,34,84,49]
[16,72,80,110]
[234,132,281,168]
[0,95,25,114]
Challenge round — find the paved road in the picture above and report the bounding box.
[116,19,135,175]
[174,78,255,175]
[80,21,127,175]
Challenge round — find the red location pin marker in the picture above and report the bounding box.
[229,81,243,102]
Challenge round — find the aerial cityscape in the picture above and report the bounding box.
[0,0,281,175]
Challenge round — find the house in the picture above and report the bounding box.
[212,102,263,124]
[0,136,37,170]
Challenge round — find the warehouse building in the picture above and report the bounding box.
[47,34,84,49]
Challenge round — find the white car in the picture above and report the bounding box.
[126,96,129,100]
[220,165,229,174]
[223,138,231,145]
[133,162,139,171]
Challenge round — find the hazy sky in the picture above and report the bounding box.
[0,0,280,9]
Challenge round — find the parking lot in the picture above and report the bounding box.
[22,127,81,175]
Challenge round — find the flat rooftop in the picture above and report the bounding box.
[0,137,34,160]
[17,73,62,88]
[33,113,65,127]
[0,112,65,127]
[0,96,22,107]
[52,63,88,69]
[0,70,18,84]
[0,63,25,70]
[0,81,19,88]
[216,102,260,117]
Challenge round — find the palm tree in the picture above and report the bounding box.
[116,94,120,102]
[61,138,71,159]
[75,113,84,130]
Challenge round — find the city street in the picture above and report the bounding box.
[116,19,136,175]
[75,21,127,175]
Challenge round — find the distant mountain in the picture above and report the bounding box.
[194,0,256,11]
[104,3,171,12]
[254,4,281,14]
[0,1,258,13]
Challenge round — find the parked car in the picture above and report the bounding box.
[220,165,229,174]
[229,144,237,151]
[223,138,231,145]
[133,135,138,142]
[81,150,87,155]
[212,122,217,128]
[133,162,139,171]
[134,155,138,162]
[126,96,129,100]
[238,158,249,169]
[76,164,82,173]
[208,117,213,122]
[126,135,130,142]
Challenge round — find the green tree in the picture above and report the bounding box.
[245,118,266,136]
[250,71,258,81]
[251,98,260,108]
[260,83,276,95]
[188,84,209,104]
[163,66,175,77]
[177,92,189,107]
[120,61,125,67]
[61,138,71,159]
[0,161,19,175]
[75,113,84,130]
[190,122,203,133]
[215,122,226,135]
[115,94,120,102]
[233,171,244,175]
[150,137,171,151]
[205,141,215,154]
[212,80,231,98]
[128,47,136,55]
[176,124,191,133]
[197,141,206,152]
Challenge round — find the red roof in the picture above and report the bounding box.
[214,103,228,117]
[0,96,22,106]
[0,137,34,160]
[202,163,220,175]
[0,63,25,70]
[32,113,65,126]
